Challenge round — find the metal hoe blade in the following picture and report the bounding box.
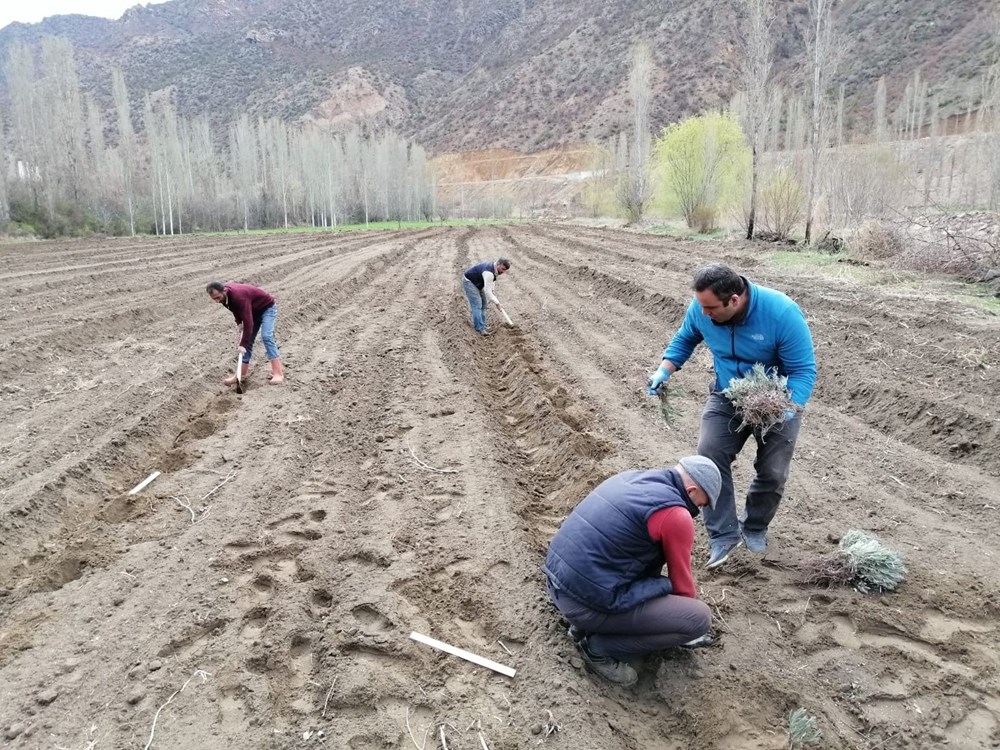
[235,350,245,394]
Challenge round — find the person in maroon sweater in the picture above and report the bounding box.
[206,281,283,385]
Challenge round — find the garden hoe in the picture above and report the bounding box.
[234,349,245,394]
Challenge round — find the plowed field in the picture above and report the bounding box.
[1,225,999,749]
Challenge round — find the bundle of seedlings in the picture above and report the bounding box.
[721,363,796,437]
[805,530,907,594]
[657,383,682,428]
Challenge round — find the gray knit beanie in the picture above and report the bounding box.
[678,455,722,510]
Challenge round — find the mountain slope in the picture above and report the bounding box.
[0,0,994,153]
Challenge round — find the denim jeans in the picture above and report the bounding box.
[462,277,488,333]
[697,392,802,546]
[243,304,280,363]
[547,579,711,661]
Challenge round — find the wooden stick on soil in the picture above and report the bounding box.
[410,632,516,677]
[438,726,449,750]
[129,471,161,496]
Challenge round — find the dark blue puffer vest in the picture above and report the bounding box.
[463,260,495,289]
[543,468,698,614]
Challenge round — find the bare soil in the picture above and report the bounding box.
[1,225,999,750]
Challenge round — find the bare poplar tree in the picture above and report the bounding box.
[40,37,88,213]
[804,0,838,245]
[0,123,9,223]
[874,76,887,142]
[732,0,775,239]
[5,42,45,212]
[230,114,260,231]
[617,41,653,224]
[111,69,137,235]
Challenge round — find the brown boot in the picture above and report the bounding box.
[269,358,284,385]
[224,363,249,387]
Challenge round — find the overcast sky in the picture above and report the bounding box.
[0,1,171,31]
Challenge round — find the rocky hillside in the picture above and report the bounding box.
[0,0,994,153]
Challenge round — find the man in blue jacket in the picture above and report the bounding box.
[647,264,816,569]
[544,456,721,686]
[462,258,511,334]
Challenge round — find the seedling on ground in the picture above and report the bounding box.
[804,530,906,593]
[788,707,821,748]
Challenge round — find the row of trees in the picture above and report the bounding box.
[595,0,1000,245]
[0,37,434,236]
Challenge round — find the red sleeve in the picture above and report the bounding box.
[647,506,697,598]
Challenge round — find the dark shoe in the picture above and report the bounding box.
[578,638,638,686]
[705,538,743,570]
[742,528,767,554]
[679,633,714,649]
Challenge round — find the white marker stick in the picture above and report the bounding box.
[409,631,516,678]
[128,471,161,496]
[501,310,514,327]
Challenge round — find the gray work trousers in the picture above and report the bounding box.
[697,392,803,546]
[547,579,711,661]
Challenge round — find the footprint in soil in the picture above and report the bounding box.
[351,604,393,635]
[288,634,314,689]
[240,607,269,642]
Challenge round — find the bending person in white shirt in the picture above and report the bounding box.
[461,258,511,334]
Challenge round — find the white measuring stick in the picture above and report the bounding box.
[409,631,516,678]
[128,471,161,496]
[501,309,514,327]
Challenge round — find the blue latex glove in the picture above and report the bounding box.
[783,409,797,422]
[647,366,671,396]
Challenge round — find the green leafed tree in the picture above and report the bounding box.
[654,113,750,231]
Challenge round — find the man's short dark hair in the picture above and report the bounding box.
[497,258,511,270]
[692,264,744,300]
[206,281,225,295]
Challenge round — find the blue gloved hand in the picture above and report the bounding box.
[647,366,671,396]
[783,409,797,422]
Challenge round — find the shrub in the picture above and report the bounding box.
[850,220,906,261]
[759,168,805,240]
[654,113,750,230]
[691,204,717,233]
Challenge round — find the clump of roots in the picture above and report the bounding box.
[721,363,795,437]
[803,530,907,593]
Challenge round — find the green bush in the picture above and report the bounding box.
[654,113,750,230]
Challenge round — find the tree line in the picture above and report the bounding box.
[0,37,434,237]
[593,0,1000,256]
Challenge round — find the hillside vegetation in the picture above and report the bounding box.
[0,0,994,152]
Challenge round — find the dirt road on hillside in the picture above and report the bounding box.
[1,225,998,749]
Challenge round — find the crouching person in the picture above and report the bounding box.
[543,456,721,686]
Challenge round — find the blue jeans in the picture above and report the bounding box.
[462,277,488,333]
[243,304,280,363]
[697,392,802,546]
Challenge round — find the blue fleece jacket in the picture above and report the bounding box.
[662,281,817,407]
